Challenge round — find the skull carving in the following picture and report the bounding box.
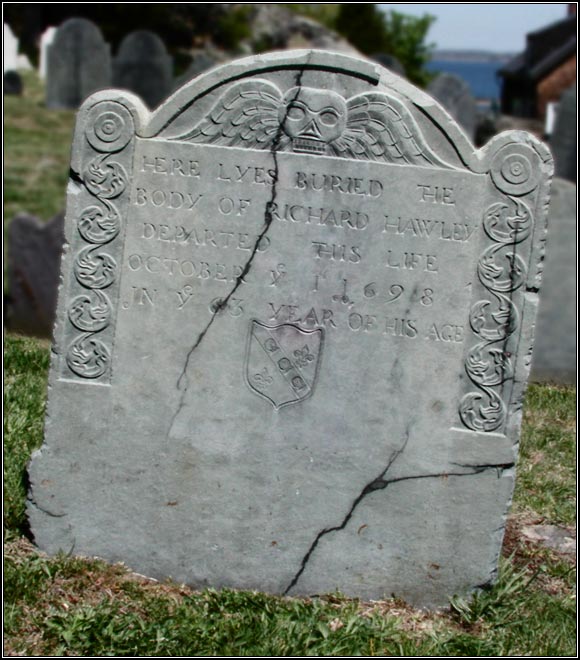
[280,87,347,154]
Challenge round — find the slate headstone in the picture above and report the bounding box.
[28,50,553,608]
[531,177,576,384]
[6,211,65,337]
[427,72,478,142]
[371,53,406,77]
[4,23,19,72]
[550,85,576,183]
[4,70,23,95]
[46,18,111,109]
[113,30,173,109]
[39,26,57,80]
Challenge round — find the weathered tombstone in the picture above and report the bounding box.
[427,72,477,142]
[550,85,576,183]
[531,177,576,384]
[371,53,406,78]
[6,211,65,337]
[46,18,111,109]
[4,23,19,72]
[39,26,57,80]
[28,50,553,608]
[4,70,23,95]
[174,52,219,90]
[113,31,173,109]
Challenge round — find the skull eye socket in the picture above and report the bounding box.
[319,110,339,126]
[287,104,305,121]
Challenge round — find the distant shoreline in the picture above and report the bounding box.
[432,49,515,63]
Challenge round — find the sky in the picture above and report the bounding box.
[379,3,571,52]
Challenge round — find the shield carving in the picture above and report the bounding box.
[245,320,324,410]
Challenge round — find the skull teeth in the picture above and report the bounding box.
[292,138,327,154]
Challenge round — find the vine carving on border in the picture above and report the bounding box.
[459,143,541,433]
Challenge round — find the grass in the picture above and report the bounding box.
[4,70,75,229]
[3,71,577,656]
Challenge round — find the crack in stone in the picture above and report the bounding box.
[166,58,311,438]
[283,427,412,596]
[284,433,509,595]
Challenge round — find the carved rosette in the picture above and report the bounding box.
[61,101,135,382]
[459,143,541,433]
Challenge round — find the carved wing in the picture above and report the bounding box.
[332,92,453,168]
[174,80,284,149]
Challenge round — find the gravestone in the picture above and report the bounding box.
[4,70,23,95]
[39,26,57,80]
[28,50,553,608]
[113,31,173,109]
[427,72,477,142]
[371,53,405,78]
[174,52,219,90]
[4,23,18,72]
[46,18,111,109]
[531,177,576,384]
[550,85,576,183]
[6,211,65,337]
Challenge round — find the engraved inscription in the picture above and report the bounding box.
[245,320,323,410]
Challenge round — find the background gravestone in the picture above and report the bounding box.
[4,23,19,72]
[427,72,478,142]
[371,53,406,78]
[550,85,576,183]
[28,50,552,609]
[113,30,173,109]
[4,70,23,95]
[531,177,576,384]
[173,52,219,90]
[39,26,57,80]
[46,18,111,109]
[5,211,65,337]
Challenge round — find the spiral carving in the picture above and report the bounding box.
[74,246,116,289]
[66,333,111,379]
[68,291,112,332]
[490,143,541,196]
[78,203,121,244]
[85,102,134,153]
[84,155,127,199]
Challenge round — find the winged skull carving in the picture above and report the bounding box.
[173,80,452,168]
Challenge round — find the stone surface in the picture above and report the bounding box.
[6,211,65,337]
[427,72,478,142]
[521,525,576,555]
[28,50,553,609]
[4,70,23,95]
[113,30,173,109]
[46,18,111,109]
[550,85,576,183]
[39,26,57,80]
[4,23,18,72]
[530,177,577,384]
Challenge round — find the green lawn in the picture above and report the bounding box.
[3,71,577,657]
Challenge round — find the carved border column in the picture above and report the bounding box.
[59,101,135,383]
[459,140,545,433]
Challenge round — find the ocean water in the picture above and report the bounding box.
[427,59,507,101]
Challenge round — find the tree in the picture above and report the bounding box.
[334,5,436,87]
